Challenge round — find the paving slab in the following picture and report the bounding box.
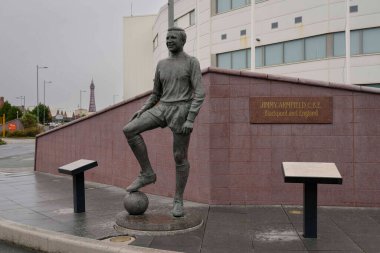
[0,171,379,252]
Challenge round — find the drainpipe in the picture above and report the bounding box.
[168,0,174,28]
[345,0,351,84]
[250,0,255,71]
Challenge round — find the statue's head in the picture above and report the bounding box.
[166,27,186,54]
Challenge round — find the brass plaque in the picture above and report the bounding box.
[250,97,333,124]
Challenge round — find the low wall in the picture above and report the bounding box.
[36,67,380,206]
[36,90,211,204]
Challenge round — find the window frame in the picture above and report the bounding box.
[294,16,302,24]
[174,9,196,29]
[216,48,251,70]
[216,0,251,14]
[271,22,278,29]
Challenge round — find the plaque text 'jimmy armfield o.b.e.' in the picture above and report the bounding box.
[250,97,333,124]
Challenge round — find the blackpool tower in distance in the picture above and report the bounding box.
[88,79,96,113]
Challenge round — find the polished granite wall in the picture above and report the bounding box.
[36,68,380,206]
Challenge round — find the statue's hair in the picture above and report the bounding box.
[168,26,187,43]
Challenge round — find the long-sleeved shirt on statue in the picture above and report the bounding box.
[141,52,205,122]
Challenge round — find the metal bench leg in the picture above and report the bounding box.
[304,182,317,238]
[73,172,85,213]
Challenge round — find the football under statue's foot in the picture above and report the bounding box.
[126,173,157,192]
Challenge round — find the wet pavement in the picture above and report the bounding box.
[1,138,380,253]
[0,241,42,253]
[0,138,34,173]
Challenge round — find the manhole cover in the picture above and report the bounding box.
[102,235,135,244]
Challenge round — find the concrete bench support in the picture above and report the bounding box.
[58,159,98,213]
[282,162,342,238]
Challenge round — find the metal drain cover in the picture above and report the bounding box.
[102,235,135,244]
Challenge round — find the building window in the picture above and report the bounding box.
[190,10,195,26]
[350,5,358,13]
[153,34,158,50]
[265,43,283,65]
[284,39,304,63]
[305,35,326,60]
[350,30,361,55]
[232,0,246,9]
[240,29,246,36]
[232,50,246,69]
[295,16,302,24]
[247,48,251,69]
[363,27,380,54]
[255,47,263,67]
[217,0,230,13]
[216,0,251,14]
[217,48,251,70]
[174,10,195,29]
[255,27,380,68]
[217,52,231,69]
[333,32,345,57]
[221,34,227,40]
[271,22,278,29]
[333,28,380,57]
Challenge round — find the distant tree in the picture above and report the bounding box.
[8,106,23,120]
[0,101,23,121]
[31,104,52,124]
[0,101,11,119]
[21,112,37,128]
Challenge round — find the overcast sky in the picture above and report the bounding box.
[0,0,166,114]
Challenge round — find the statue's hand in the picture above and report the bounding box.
[181,120,193,135]
[130,109,144,122]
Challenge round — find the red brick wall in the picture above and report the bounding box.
[36,68,380,206]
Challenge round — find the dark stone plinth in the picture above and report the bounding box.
[282,162,343,238]
[115,207,203,236]
[58,159,98,213]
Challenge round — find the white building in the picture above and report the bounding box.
[124,0,380,99]
[123,15,157,100]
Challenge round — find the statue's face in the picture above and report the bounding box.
[166,31,184,53]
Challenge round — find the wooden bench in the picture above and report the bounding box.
[58,159,98,213]
[282,162,342,238]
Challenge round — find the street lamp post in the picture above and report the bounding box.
[16,96,25,112]
[36,65,48,124]
[43,80,53,125]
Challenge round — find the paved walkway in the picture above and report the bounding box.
[0,241,41,253]
[1,139,380,252]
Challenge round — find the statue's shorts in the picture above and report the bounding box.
[144,101,191,134]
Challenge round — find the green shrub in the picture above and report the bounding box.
[21,113,37,128]
[0,138,6,145]
[6,127,42,137]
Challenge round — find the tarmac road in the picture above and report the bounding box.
[0,138,35,174]
[0,138,43,253]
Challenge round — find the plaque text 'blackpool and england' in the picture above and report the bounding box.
[250,97,333,124]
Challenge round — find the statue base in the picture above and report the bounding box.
[114,206,203,236]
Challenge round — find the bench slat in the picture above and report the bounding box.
[282,162,342,184]
[58,159,98,175]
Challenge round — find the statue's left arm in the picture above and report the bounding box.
[182,58,205,134]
